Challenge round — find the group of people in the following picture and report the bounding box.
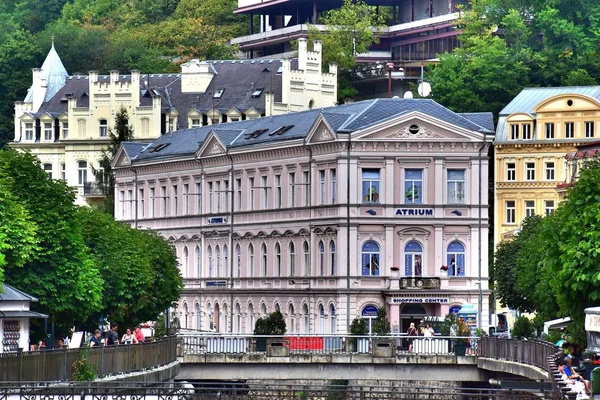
[88,324,146,347]
[406,320,435,352]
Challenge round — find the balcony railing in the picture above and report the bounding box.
[83,182,106,198]
[400,277,441,289]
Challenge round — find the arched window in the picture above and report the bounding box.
[183,302,189,329]
[261,303,267,316]
[261,243,267,277]
[330,241,336,276]
[183,246,189,278]
[215,245,221,277]
[207,246,213,277]
[274,303,280,312]
[361,241,380,276]
[248,303,255,333]
[248,244,254,277]
[288,304,295,333]
[224,244,229,277]
[303,241,309,276]
[330,304,336,334]
[404,241,423,277]
[275,243,281,277]
[195,302,201,330]
[289,242,296,276]
[196,245,202,277]
[77,161,88,185]
[303,303,310,333]
[319,241,325,276]
[319,304,325,333]
[99,119,108,137]
[447,242,466,277]
[235,303,241,333]
[236,245,241,277]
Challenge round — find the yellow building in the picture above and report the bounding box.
[494,87,600,246]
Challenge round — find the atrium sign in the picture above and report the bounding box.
[396,208,434,216]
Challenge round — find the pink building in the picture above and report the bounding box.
[113,98,493,334]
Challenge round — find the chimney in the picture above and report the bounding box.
[131,70,141,107]
[89,70,98,83]
[110,70,119,83]
[297,38,308,70]
[31,68,47,112]
[313,40,322,54]
[180,59,215,93]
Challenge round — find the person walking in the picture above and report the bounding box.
[407,323,418,352]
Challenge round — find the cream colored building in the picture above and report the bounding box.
[494,87,600,246]
[11,39,337,205]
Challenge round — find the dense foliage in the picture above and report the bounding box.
[429,0,600,115]
[0,149,182,335]
[253,310,287,335]
[511,316,535,339]
[0,0,246,145]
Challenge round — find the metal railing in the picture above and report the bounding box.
[0,335,177,382]
[180,333,479,356]
[478,337,557,370]
[0,381,565,399]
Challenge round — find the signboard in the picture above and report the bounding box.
[206,281,227,287]
[449,305,462,314]
[392,297,449,304]
[207,217,227,224]
[396,208,434,217]
[586,312,600,333]
[361,305,379,317]
[69,331,84,348]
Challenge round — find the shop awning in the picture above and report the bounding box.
[0,311,48,319]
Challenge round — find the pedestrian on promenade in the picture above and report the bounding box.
[107,324,119,346]
[407,323,418,352]
[89,330,102,347]
[121,328,138,345]
[135,325,145,343]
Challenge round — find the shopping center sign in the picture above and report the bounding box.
[392,297,449,304]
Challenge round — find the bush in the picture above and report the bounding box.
[254,310,286,335]
[440,313,460,336]
[349,317,368,335]
[512,316,535,339]
[72,349,96,381]
[372,308,390,335]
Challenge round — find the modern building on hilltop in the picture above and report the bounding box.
[113,97,493,334]
[494,87,600,247]
[11,39,336,205]
[233,0,467,62]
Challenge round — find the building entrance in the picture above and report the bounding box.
[400,304,427,334]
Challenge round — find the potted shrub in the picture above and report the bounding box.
[348,317,368,352]
[440,265,449,277]
[254,310,286,352]
[454,319,472,356]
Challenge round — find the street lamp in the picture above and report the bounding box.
[387,63,405,98]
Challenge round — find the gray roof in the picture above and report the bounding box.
[125,98,494,162]
[499,86,600,116]
[0,284,38,302]
[0,311,48,319]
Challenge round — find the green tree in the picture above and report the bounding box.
[349,316,368,335]
[0,149,103,330]
[372,307,391,335]
[511,316,535,339]
[254,310,287,335]
[94,106,134,215]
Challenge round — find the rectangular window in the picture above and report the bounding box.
[545,123,555,139]
[236,178,242,211]
[319,170,325,205]
[361,169,380,203]
[43,163,52,178]
[44,123,53,141]
[303,171,310,206]
[196,183,202,214]
[565,122,574,139]
[262,176,268,209]
[275,175,281,208]
[216,181,221,213]
[525,200,535,218]
[331,169,336,203]
[127,189,133,219]
[61,163,66,181]
[191,118,201,128]
[62,122,69,139]
[404,169,423,204]
[447,169,466,204]
[522,124,531,140]
[139,188,145,218]
[224,180,229,212]
[506,201,516,224]
[120,190,126,219]
[506,163,516,181]
[289,172,296,207]
[249,177,255,211]
[525,162,535,181]
[586,121,595,138]
[150,188,155,217]
[510,124,519,140]
[173,185,178,216]
[208,182,214,213]
[25,123,33,141]
[545,200,555,215]
[183,184,189,215]
[161,186,167,216]
[545,162,555,180]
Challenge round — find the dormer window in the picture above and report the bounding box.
[510,124,519,140]
[62,122,69,139]
[190,118,201,128]
[99,119,108,137]
[214,89,224,99]
[522,124,531,139]
[545,122,555,139]
[44,123,53,141]
[252,88,264,98]
[24,123,33,141]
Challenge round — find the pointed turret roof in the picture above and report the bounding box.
[40,39,68,102]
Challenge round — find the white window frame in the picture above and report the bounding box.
[545,161,555,181]
[545,122,555,139]
[24,123,34,141]
[99,119,108,138]
[510,124,519,140]
[447,169,466,204]
[565,122,574,139]
[43,122,53,141]
[506,162,516,181]
[525,162,535,181]
[525,200,535,218]
[544,200,555,215]
[586,121,595,138]
[522,123,531,140]
[506,201,516,224]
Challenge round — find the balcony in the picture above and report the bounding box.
[83,182,106,198]
[399,277,441,289]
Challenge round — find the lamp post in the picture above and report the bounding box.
[386,63,405,98]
